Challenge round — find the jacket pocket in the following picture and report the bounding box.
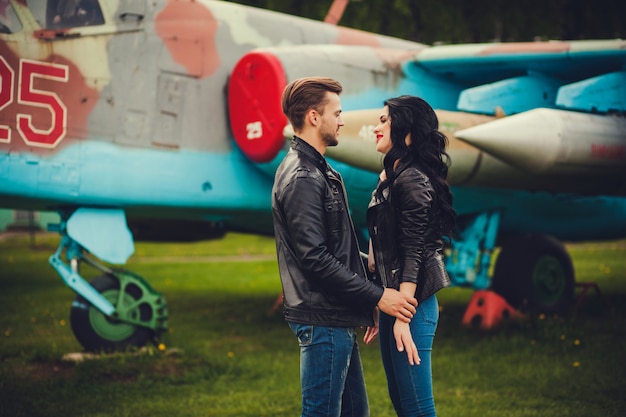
[388,267,400,289]
[288,323,313,346]
[416,295,439,325]
[324,197,347,233]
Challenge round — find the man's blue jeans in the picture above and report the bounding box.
[289,323,370,417]
[379,294,439,417]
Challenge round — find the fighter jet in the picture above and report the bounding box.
[1,0,624,351]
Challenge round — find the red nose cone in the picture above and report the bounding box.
[228,51,288,163]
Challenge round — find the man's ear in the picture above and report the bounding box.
[307,109,319,126]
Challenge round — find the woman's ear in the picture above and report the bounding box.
[405,133,412,145]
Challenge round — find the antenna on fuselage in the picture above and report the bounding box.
[324,0,349,25]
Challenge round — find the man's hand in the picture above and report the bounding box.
[377,288,417,323]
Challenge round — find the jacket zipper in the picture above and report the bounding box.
[328,172,367,279]
[372,225,388,287]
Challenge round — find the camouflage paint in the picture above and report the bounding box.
[155,0,220,78]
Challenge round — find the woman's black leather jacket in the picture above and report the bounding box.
[367,162,450,301]
[272,137,384,327]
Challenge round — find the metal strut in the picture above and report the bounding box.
[445,210,501,290]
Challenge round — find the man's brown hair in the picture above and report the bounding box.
[281,77,343,131]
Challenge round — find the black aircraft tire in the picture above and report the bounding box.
[70,274,152,352]
[492,234,575,314]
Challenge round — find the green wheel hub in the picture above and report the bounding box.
[492,234,575,314]
[88,288,140,342]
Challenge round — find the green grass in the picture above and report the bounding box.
[1,232,625,417]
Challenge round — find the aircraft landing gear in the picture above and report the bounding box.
[70,272,167,352]
[49,208,168,352]
[492,233,575,314]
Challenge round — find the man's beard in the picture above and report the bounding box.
[321,129,339,147]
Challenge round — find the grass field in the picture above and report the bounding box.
[0,232,625,417]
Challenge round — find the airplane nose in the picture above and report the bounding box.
[228,51,288,163]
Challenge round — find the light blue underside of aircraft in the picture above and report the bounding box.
[2,139,625,248]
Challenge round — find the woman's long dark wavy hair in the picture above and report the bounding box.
[377,95,456,241]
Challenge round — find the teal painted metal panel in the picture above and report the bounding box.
[557,71,626,113]
[458,73,562,115]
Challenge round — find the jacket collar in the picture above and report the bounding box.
[370,160,417,206]
[291,136,331,173]
[393,159,414,177]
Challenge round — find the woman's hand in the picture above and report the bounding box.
[364,307,379,344]
[393,319,420,365]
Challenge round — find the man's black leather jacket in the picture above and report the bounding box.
[272,137,384,327]
[367,162,450,301]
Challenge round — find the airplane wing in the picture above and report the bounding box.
[410,40,626,113]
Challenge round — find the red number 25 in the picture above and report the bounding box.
[0,57,69,148]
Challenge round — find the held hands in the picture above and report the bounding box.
[369,240,417,322]
[367,240,419,363]
[377,288,417,323]
[364,306,421,366]
[394,319,420,366]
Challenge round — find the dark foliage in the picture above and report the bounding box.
[227,0,626,43]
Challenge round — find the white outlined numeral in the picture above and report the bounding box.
[0,56,14,143]
[0,58,69,148]
[246,121,263,140]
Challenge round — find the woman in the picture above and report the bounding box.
[364,95,456,417]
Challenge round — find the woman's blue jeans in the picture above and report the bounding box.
[288,323,370,417]
[379,294,439,417]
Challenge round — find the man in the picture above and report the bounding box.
[272,76,418,417]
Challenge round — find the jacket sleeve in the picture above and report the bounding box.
[394,170,434,285]
[279,174,383,307]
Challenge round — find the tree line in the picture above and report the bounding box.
[227,0,625,44]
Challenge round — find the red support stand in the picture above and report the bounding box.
[574,282,605,311]
[462,290,524,330]
[269,292,284,315]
